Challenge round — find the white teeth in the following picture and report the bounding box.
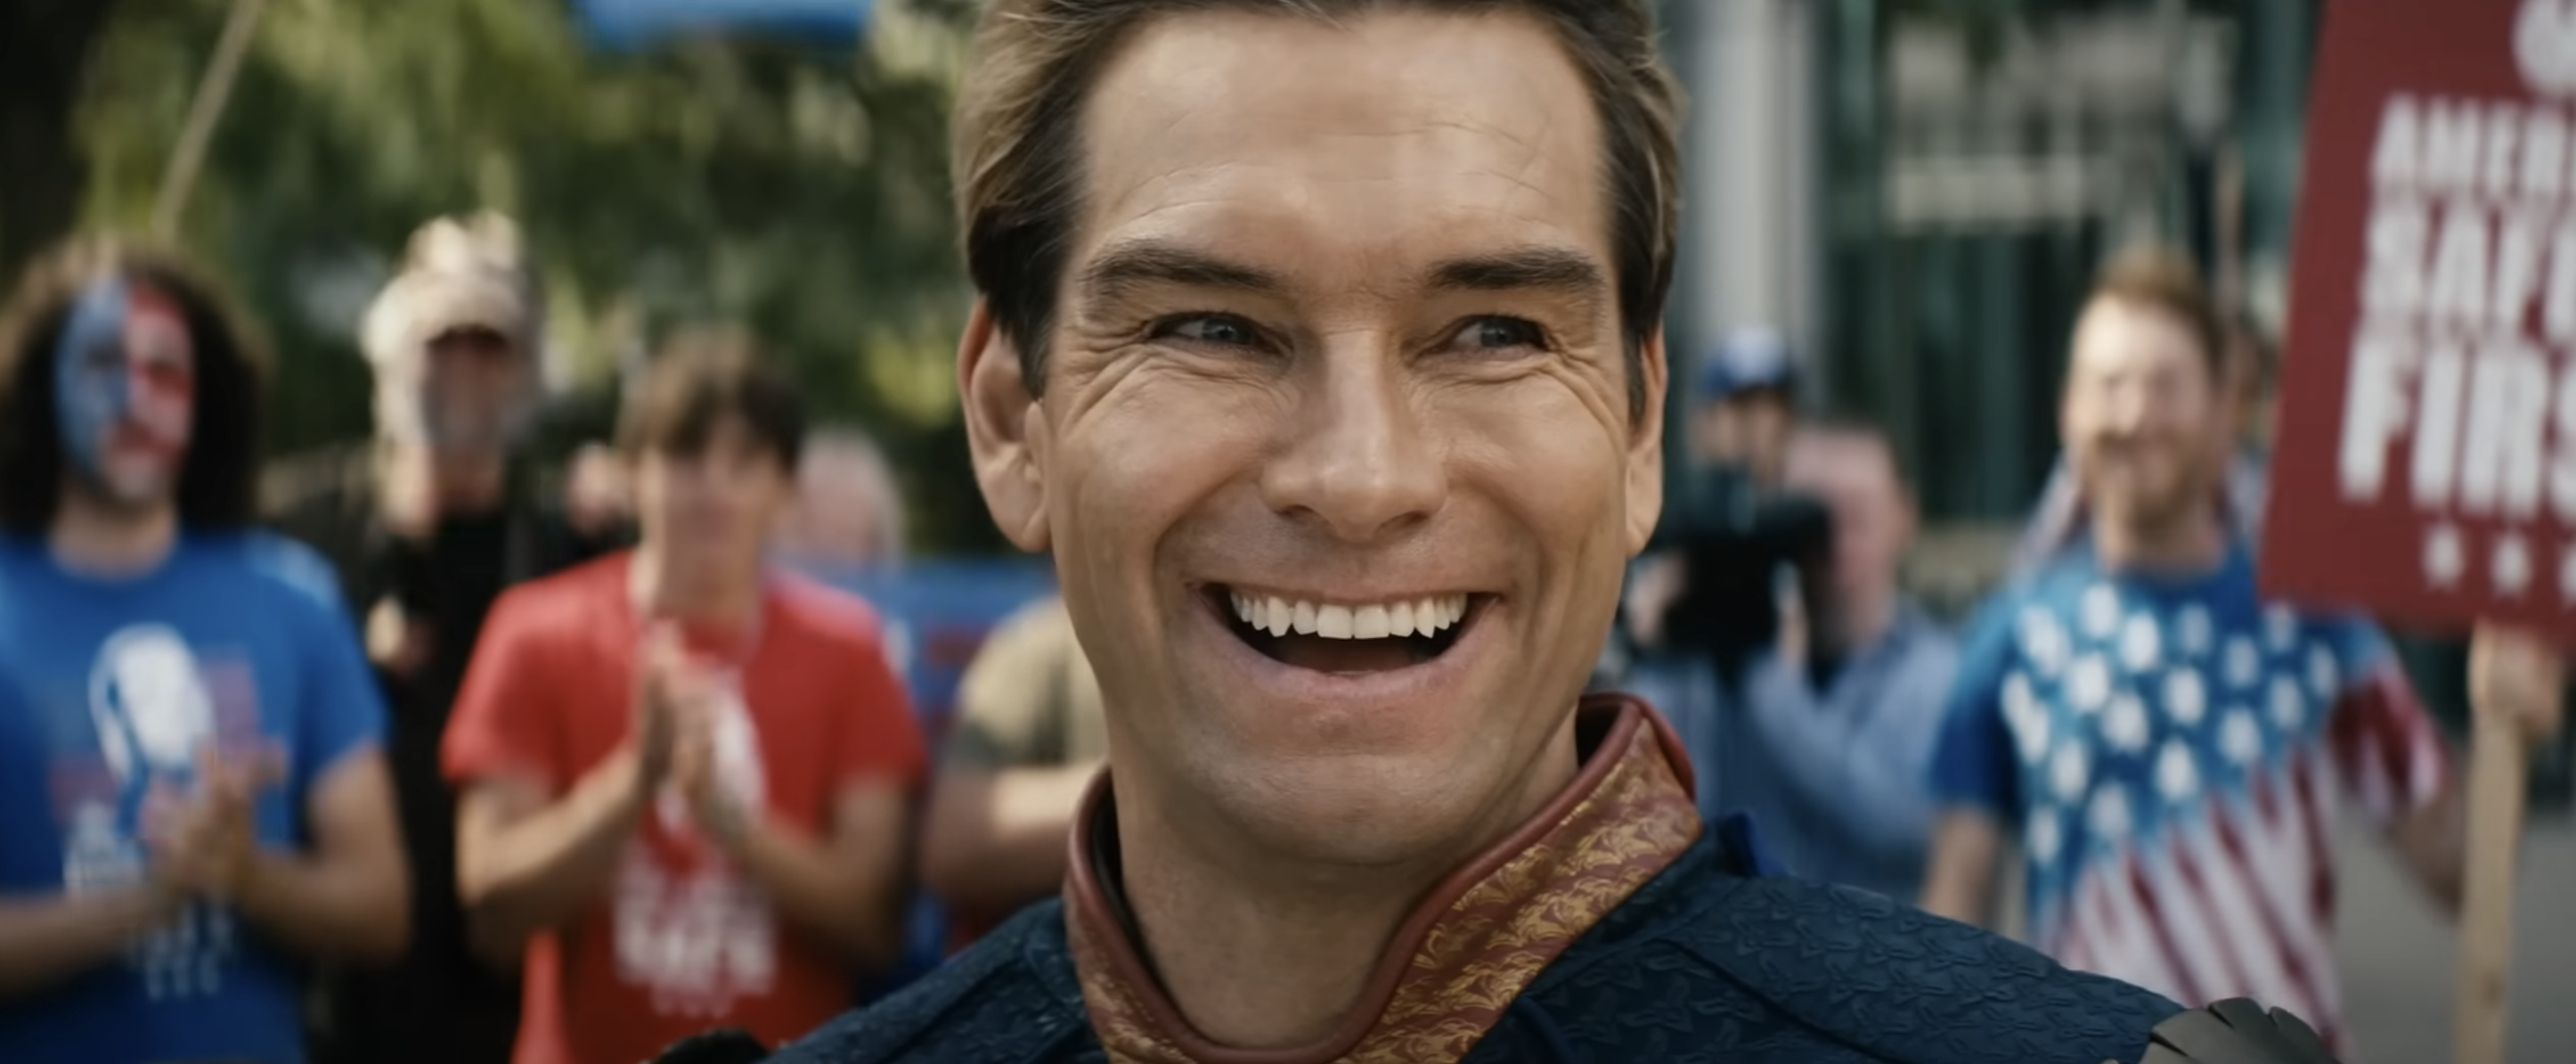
[1353,604,1390,639]
[1228,592,1476,641]
[1316,604,1354,639]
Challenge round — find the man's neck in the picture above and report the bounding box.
[627,542,762,627]
[1109,719,1582,1047]
[49,493,179,577]
[2093,502,2230,576]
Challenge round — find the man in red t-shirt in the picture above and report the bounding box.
[444,333,925,1064]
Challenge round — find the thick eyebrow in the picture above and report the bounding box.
[1428,246,1609,305]
[1077,241,1286,307]
[1073,240,1611,315]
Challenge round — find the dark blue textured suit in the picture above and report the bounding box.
[770,814,2180,1064]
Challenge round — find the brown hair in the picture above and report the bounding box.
[2085,247,2227,379]
[0,237,269,534]
[615,327,808,474]
[951,0,1683,418]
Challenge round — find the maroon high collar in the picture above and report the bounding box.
[1061,694,1701,1064]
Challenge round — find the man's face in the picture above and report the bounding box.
[419,325,529,455]
[964,8,1667,864]
[55,283,196,508]
[1692,389,1792,485]
[1782,433,1910,634]
[2061,297,2225,533]
[632,416,795,572]
[777,448,894,569]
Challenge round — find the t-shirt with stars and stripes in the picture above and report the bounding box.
[1928,540,2450,1052]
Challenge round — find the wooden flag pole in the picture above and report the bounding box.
[151,0,271,241]
[2451,700,2530,1064]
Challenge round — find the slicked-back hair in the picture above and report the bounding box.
[951,0,1683,418]
[0,237,270,534]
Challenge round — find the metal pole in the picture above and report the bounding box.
[151,0,271,241]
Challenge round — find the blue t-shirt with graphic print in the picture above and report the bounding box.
[0,532,387,1064]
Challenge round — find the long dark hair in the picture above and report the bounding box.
[0,237,269,534]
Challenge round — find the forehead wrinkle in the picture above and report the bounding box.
[1081,19,1600,191]
[1071,11,1615,342]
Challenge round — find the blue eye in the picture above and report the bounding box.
[1454,316,1548,355]
[1155,315,1264,349]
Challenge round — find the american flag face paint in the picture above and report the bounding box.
[53,280,196,503]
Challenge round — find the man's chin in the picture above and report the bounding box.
[420,420,515,459]
[1164,705,1567,872]
[2092,490,2207,533]
[79,467,175,512]
[1190,755,1520,869]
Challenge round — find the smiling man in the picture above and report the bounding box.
[1920,250,2564,1058]
[0,241,408,1064]
[758,3,2210,1063]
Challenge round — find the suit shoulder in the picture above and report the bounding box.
[770,902,1093,1063]
[1666,877,2181,1064]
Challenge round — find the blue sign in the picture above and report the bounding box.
[799,557,1060,743]
[788,556,1057,997]
[573,0,875,52]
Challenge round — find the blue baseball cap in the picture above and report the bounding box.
[1693,327,1797,402]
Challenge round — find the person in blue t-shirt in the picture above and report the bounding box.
[0,240,408,1064]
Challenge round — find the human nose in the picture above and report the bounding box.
[1258,340,1446,544]
[2099,378,2157,438]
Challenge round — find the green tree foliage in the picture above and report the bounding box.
[1,2,122,281]
[69,0,1007,554]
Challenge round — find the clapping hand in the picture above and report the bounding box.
[636,626,749,847]
[632,625,697,794]
[143,744,286,904]
[669,679,754,850]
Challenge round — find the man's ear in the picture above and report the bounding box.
[959,299,1050,552]
[1624,327,1669,555]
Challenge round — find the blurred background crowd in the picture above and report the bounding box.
[2,1,2571,1063]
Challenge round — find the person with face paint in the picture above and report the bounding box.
[0,238,409,1064]
[268,213,626,1064]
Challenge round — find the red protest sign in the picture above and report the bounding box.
[2261,0,2576,635]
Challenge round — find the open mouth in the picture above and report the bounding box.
[1205,586,1486,674]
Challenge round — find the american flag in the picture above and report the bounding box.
[1959,565,2449,1055]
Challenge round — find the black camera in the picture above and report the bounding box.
[1637,467,1835,689]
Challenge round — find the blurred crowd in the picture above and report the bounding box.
[0,207,2561,1064]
